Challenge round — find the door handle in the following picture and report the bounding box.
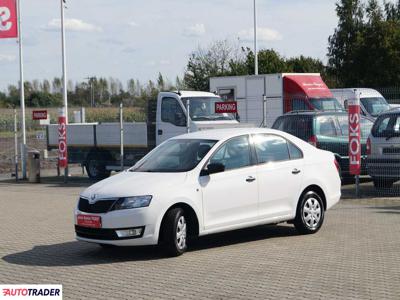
[246,176,256,182]
[292,168,301,175]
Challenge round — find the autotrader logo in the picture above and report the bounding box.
[0,285,62,299]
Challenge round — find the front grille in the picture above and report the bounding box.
[75,225,145,240]
[383,147,400,154]
[78,198,117,213]
[75,226,119,240]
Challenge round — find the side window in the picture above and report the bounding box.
[288,141,303,160]
[161,97,186,126]
[317,117,337,136]
[209,136,251,171]
[292,99,308,111]
[253,134,290,163]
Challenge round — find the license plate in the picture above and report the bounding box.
[77,214,101,228]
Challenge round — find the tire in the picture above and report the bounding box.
[373,178,396,189]
[160,208,188,257]
[294,191,325,234]
[85,152,111,180]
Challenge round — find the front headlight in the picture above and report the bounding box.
[113,195,152,211]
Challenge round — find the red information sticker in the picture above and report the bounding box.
[77,215,102,228]
[215,101,237,113]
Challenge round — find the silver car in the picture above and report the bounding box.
[366,109,400,189]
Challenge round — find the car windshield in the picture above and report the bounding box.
[310,98,344,111]
[182,97,236,121]
[361,97,390,117]
[337,116,374,137]
[131,139,217,173]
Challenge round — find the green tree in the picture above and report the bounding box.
[327,0,364,86]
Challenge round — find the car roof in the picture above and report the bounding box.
[281,111,348,117]
[378,107,400,116]
[171,128,289,141]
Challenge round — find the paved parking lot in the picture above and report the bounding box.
[0,178,399,299]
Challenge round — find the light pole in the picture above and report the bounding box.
[61,0,68,123]
[253,0,258,75]
[17,0,27,179]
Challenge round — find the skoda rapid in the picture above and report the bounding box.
[75,128,341,256]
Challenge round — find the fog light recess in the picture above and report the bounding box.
[115,228,143,238]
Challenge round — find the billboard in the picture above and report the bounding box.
[0,0,18,39]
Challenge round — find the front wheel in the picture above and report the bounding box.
[160,208,187,257]
[294,191,325,234]
[85,152,111,180]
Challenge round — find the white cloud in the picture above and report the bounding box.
[182,23,205,37]
[238,27,282,42]
[43,18,102,32]
[128,21,139,27]
[0,54,15,62]
[159,60,170,65]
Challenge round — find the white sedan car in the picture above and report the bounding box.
[75,128,341,256]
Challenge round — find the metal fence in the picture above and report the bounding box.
[0,94,399,198]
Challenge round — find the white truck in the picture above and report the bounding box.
[210,73,343,128]
[331,88,391,119]
[47,91,248,179]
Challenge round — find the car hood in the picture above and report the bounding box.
[81,171,188,199]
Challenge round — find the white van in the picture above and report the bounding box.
[331,88,391,119]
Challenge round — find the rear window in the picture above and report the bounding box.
[337,116,373,137]
[272,116,313,140]
[316,116,338,136]
[372,114,400,138]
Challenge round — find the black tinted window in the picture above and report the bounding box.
[161,97,185,126]
[273,116,313,140]
[253,134,290,163]
[210,136,251,170]
[372,114,400,137]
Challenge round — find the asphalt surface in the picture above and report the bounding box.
[0,177,399,299]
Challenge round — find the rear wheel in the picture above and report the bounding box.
[85,152,111,180]
[373,178,396,189]
[160,208,187,257]
[294,191,325,234]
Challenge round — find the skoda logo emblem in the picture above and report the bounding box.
[89,194,97,204]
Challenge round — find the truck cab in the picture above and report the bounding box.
[155,91,240,145]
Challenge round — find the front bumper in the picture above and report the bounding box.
[366,158,400,179]
[74,208,159,246]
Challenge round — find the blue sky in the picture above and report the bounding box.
[0,0,341,91]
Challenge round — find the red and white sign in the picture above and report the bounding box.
[215,101,237,114]
[77,214,102,228]
[0,0,18,39]
[348,97,361,175]
[32,110,47,120]
[58,109,68,168]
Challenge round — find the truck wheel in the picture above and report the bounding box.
[86,152,111,180]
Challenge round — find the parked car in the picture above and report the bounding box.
[75,128,341,256]
[272,111,374,178]
[366,109,400,189]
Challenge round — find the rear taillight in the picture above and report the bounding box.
[308,135,318,147]
[334,159,340,173]
[366,137,371,155]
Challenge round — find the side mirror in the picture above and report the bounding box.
[201,163,225,176]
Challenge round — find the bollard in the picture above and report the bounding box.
[27,150,41,183]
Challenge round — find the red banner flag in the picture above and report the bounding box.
[0,0,18,39]
[58,109,68,169]
[348,97,361,175]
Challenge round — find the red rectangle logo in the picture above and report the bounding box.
[0,0,18,39]
[348,104,361,175]
[77,215,102,228]
[215,101,237,113]
[32,110,48,120]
